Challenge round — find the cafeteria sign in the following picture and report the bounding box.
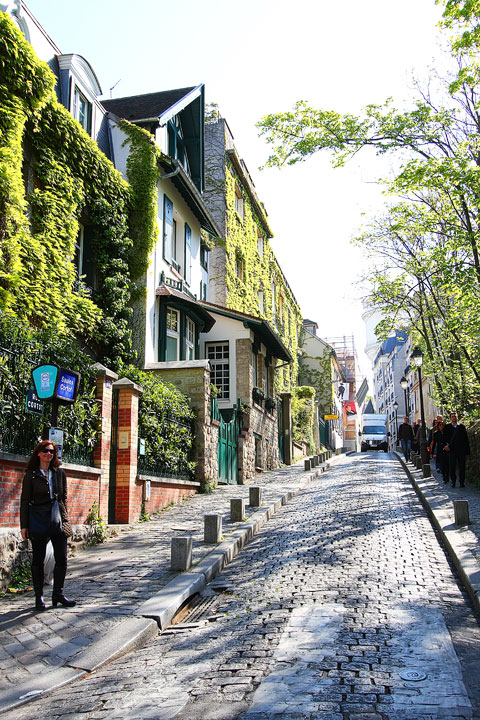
[32,364,81,404]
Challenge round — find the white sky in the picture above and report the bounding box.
[24,0,446,381]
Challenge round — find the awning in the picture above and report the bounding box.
[156,284,215,332]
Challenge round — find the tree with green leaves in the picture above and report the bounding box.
[257,1,480,415]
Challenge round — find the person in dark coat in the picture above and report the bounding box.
[20,440,75,611]
[431,420,449,482]
[397,417,414,461]
[443,412,470,488]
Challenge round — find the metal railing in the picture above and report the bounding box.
[137,413,194,480]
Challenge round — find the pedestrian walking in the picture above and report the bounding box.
[443,412,470,488]
[397,417,414,462]
[432,420,449,483]
[20,440,75,611]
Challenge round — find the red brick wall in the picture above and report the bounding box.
[0,456,103,527]
[132,477,198,522]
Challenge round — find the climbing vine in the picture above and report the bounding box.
[291,385,316,452]
[0,11,134,367]
[223,160,303,392]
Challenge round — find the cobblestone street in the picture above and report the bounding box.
[3,453,480,720]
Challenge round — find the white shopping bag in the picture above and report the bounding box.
[44,540,54,584]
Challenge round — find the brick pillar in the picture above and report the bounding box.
[112,377,143,523]
[280,392,292,465]
[91,363,118,520]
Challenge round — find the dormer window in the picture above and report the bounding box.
[167,115,189,172]
[73,86,92,135]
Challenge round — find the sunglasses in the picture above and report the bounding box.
[40,448,54,454]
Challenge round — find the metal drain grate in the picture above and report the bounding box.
[183,594,221,623]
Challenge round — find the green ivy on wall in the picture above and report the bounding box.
[0,12,134,367]
[223,161,303,393]
[291,385,316,451]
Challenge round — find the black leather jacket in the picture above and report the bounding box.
[20,467,67,530]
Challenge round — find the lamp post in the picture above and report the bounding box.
[410,347,431,477]
[400,375,408,419]
[393,400,399,450]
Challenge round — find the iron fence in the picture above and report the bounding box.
[0,344,92,465]
[137,413,194,481]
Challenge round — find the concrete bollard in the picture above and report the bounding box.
[204,514,222,543]
[312,456,318,467]
[171,536,192,571]
[322,452,327,463]
[304,458,311,471]
[416,456,423,470]
[231,498,245,522]
[249,486,263,507]
[454,500,470,526]
[422,463,431,478]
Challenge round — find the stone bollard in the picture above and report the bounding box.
[171,536,192,571]
[454,500,470,526]
[204,514,222,543]
[322,452,327,463]
[304,458,311,471]
[249,486,263,507]
[231,498,245,522]
[312,456,318,467]
[422,463,431,478]
[416,456,423,471]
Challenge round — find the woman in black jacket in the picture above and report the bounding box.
[20,440,76,611]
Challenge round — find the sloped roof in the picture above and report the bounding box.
[374,330,407,365]
[102,86,196,122]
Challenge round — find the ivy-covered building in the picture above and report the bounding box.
[301,320,346,452]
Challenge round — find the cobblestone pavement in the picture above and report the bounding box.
[4,453,480,720]
[0,462,321,694]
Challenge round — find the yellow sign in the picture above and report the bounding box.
[324,414,338,420]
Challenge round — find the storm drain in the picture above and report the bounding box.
[168,592,223,629]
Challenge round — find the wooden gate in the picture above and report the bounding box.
[277,396,285,463]
[212,398,240,484]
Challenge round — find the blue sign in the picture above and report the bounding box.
[32,365,58,400]
[32,364,81,404]
[56,370,79,402]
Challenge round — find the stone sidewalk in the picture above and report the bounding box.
[0,458,340,713]
[396,451,480,614]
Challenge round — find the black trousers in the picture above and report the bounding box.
[448,452,467,486]
[31,532,67,573]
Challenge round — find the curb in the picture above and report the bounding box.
[135,465,330,629]
[394,451,480,615]
[0,459,340,713]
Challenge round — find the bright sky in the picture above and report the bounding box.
[25,0,446,381]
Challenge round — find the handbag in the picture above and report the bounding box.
[28,472,63,538]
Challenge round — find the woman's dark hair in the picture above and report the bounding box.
[26,440,61,472]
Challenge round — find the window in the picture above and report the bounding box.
[278,293,284,322]
[171,220,179,272]
[206,343,230,399]
[258,288,264,314]
[257,229,264,256]
[184,223,192,285]
[251,346,258,388]
[264,358,270,397]
[199,280,207,301]
[73,87,92,135]
[271,282,276,320]
[235,253,244,282]
[166,307,180,361]
[235,184,244,219]
[186,317,195,360]
[163,195,174,263]
[200,245,209,271]
[74,224,95,288]
[167,115,188,170]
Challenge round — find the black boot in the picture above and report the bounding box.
[31,566,46,612]
[52,565,76,608]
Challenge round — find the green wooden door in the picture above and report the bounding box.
[215,399,240,484]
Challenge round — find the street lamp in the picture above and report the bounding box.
[410,347,431,477]
[393,400,399,450]
[400,375,408,418]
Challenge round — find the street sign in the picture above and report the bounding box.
[25,388,43,415]
[324,414,339,420]
[31,364,81,404]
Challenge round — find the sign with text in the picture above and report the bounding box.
[49,427,64,460]
[324,414,339,420]
[25,388,43,415]
[31,365,81,404]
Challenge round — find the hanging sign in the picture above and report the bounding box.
[31,365,81,404]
